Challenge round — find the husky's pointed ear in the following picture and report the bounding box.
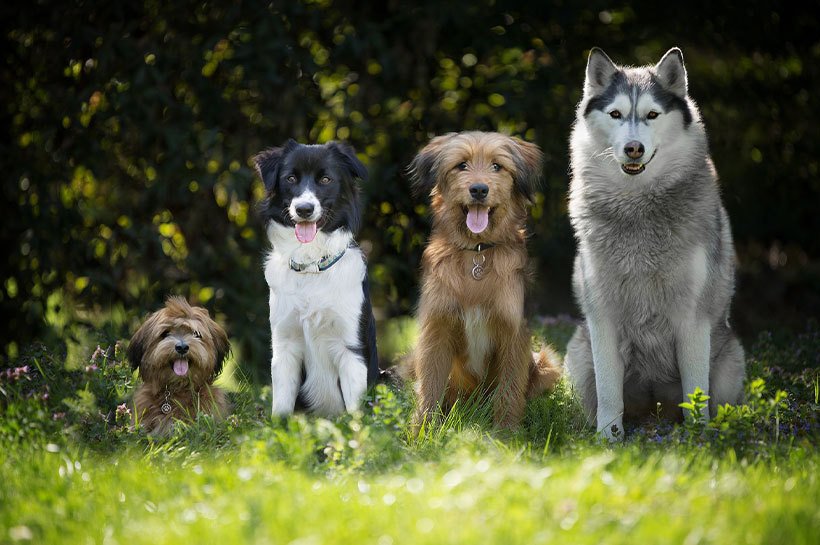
[655,48,688,98]
[253,139,298,193]
[585,47,618,96]
[508,137,544,202]
[328,141,368,181]
[407,133,456,198]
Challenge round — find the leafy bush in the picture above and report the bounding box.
[3,1,819,378]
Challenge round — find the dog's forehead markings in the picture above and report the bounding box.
[636,93,660,112]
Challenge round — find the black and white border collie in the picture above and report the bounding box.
[254,140,380,416]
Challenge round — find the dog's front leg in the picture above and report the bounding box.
[588,315,625,441]
[490,325,531,429]
[338,350,368,412]
[271,332,303,417]
[676,317,711,421]
[411,315,458,432]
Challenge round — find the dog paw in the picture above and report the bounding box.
[597,422,624,443]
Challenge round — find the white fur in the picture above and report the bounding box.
[463,307,492,380]
[578,249,626,440]
[673,246,711,419]
[266,221,368,417]
[289,189,322,222]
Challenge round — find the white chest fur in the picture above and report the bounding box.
[265,223,368,416]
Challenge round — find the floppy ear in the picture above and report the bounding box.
[655,47,688,98]
[328,141,368,181]
[253,139,298,193]
[584,47,618,97]
[127,311,159,372]
[507,137,544,202]
[205,311,230,380]
[407,133,456,198]
[326,141,365,234]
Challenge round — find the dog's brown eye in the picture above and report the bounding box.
[491,163,501,172]
[161,330,169,339]
[647,111,659,120]
[319,176,332,185]
[457,162,468,171]
[609,110,622,119]
[286,175,297,184]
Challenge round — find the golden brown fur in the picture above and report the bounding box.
[407,131,562,429]
[127,296,230,436]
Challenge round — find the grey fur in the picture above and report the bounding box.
[583,48,693,126]
[565,48,745,438]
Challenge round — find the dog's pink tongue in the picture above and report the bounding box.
[295,222,317,243]
[466,205,489,234]
[173,359,189,376]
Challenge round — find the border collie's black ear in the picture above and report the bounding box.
[407,133,456,199]
[328,142,368,181]
[127,311,158,373]
[507,136,544,202]
[253,139,298,193]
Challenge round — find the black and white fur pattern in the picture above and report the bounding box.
[565,48,745,441]
[255,140,380,417]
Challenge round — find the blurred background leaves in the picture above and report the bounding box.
[2,0,818,380]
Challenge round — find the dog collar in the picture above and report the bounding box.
[467,242,494,280]
[289,247,347,273]
[467,242,495,252]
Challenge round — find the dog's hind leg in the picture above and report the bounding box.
[708,324,745,415]
[489,325,531,429]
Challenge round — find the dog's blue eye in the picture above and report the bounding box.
[491,163,501,172]
[319,176,332,185]
[609,110,622,119]
[286,175,297,184]
[457,162,468,171]
[647,111,659,120]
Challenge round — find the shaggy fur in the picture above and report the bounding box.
[128,296,230,436]
[407,131,562,430]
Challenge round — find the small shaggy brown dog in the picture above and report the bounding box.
[407,131,562,429]
[127,296,230,436]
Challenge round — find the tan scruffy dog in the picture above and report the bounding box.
[406,131,562,430]
[127,296,231,436]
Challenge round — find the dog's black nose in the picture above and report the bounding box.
[295,203,314,219]
[469,183,489,201]
[175,341,188,355]
[624,141,645,160]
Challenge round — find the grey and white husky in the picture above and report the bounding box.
[564,47,745,440]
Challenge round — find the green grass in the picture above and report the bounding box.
[1,320,818,544]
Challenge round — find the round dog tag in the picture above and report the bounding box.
[161,401,172,414]
[471,253,486,280]
[471,264,484,280]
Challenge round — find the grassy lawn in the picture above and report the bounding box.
[1,320,818,544]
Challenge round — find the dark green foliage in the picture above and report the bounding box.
[2,1,819,378]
